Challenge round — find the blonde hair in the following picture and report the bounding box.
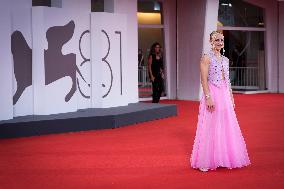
[210,31,223,41]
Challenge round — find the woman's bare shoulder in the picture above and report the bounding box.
[200,53,210,64]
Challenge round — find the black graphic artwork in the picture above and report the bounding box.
[44,20,85,102]
[11,31,32,105]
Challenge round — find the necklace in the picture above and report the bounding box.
[210,50,222,63]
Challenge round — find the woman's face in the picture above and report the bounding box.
[154,45,161,54]
[210,33,224,51]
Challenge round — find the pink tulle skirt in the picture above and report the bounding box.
[190,80,251,170]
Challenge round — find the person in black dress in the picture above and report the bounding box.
[148,42,164,103]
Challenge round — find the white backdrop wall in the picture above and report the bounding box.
[0,1,13,121]
[113,0,139,104]
[0,0,136,120]
[91,13,128,108]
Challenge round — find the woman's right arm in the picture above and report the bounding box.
[200,54,215,112]
[148,55,155,82]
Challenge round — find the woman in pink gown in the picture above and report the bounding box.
[190,31,251,172]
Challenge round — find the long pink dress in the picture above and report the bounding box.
[190,52,251,170]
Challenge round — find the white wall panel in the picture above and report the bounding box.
[32,7,90,114]
[113,0,139,104]
[0,0,13,121]
[91,13,128,108]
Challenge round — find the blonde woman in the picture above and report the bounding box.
[190,31,251,172]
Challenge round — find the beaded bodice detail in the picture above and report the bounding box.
[207,51,231,88]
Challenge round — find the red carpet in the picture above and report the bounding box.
[0,94,284,189]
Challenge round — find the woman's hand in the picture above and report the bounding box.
[230,90,235,108]
[231,95,235,108]
[206,97,215,112]
[150,75,155,82]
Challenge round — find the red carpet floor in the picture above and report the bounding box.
[0,94,284,189]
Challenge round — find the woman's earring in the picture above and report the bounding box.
[222,48,225,55]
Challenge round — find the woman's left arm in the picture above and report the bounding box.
[229,88,235,108]
[227,58,235,108]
